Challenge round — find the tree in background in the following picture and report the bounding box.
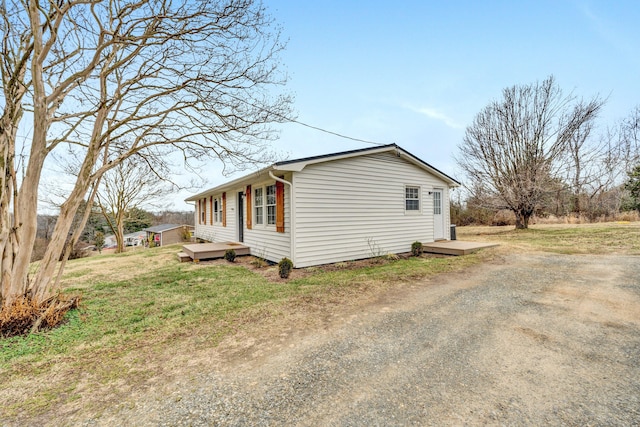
[624,164,640,213]
[97,158,168,253]
[1,0,292,314]
[124,208,154,234]
[457,76,604,229]
[94,232,105,255]
[617,106,640,174]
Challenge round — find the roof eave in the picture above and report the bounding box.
[184,166,274,201]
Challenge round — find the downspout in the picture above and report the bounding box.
[269,170,295,265]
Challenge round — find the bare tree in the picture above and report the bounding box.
[0,0,292,311]
[457,76,604,229]
[97,157,169,253]
[616,106,640,174]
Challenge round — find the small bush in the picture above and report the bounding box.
[384,253,400,261]
[250,257,268,268]
[278,257,293,279]
[94,231,105,254]
[224,249,236,262]
[411,241,423,257]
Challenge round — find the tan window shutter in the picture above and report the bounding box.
[246,185,252,230]
[276,181,284,233]
[198,199,202,224]
[222,192,227,227]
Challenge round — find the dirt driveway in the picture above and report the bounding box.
[91,252,640,426]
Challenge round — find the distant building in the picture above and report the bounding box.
[143,224,194,246]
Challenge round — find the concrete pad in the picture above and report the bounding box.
[423,240,499,256]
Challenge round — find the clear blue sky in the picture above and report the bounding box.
[176,0,640,209]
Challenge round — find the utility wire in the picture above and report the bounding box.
[286,118,386,146]
[225,91,389,147]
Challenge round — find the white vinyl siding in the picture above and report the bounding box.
[244,180,291,262]
[293,151,451,267]
[193,192,235,243]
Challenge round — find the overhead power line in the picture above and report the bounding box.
[288,118,386,146]
[225,91,389,147]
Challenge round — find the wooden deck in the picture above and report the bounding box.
[423,240,498,256]
[181,242,250,261]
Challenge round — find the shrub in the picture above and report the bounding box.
[94,231,105,254]
[411,241,423,257]
[250,257,268,268]
[278,257,293,279]
[224,249,236,262]
[384,253,400,261]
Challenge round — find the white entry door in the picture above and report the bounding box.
[433,189,445,240]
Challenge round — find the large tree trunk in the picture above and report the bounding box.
[514,210,531,229]
[1,38,30,308]
[115,216,125,254]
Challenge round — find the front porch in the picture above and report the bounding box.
[180,242,250,262]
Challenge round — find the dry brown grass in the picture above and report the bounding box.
[0,295,80,338]
[457,221,640,255]
[534,211,640,224]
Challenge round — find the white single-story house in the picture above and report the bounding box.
[185,144,460,267]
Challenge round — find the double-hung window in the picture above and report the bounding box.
[254,187,264,225]
[253,183,278,226]
[266,184,276,225]
[405,186,420,212]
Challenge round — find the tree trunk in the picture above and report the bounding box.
[514,210,531,229]
[115,217,125,254]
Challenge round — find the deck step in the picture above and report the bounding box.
[182,242,250,261]
[177,252,192,262]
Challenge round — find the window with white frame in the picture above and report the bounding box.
[254,187,264,225]
[405,186,420,211]
[213,197,222,223]
[266,184,276,225]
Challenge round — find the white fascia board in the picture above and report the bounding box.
[272,145,396,172]
[184,167,271,201]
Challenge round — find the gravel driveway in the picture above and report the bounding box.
[90,253,640,426]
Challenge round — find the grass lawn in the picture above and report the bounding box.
[457,221,640,255]
[0,244,482,421]
[1,221,638,422]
